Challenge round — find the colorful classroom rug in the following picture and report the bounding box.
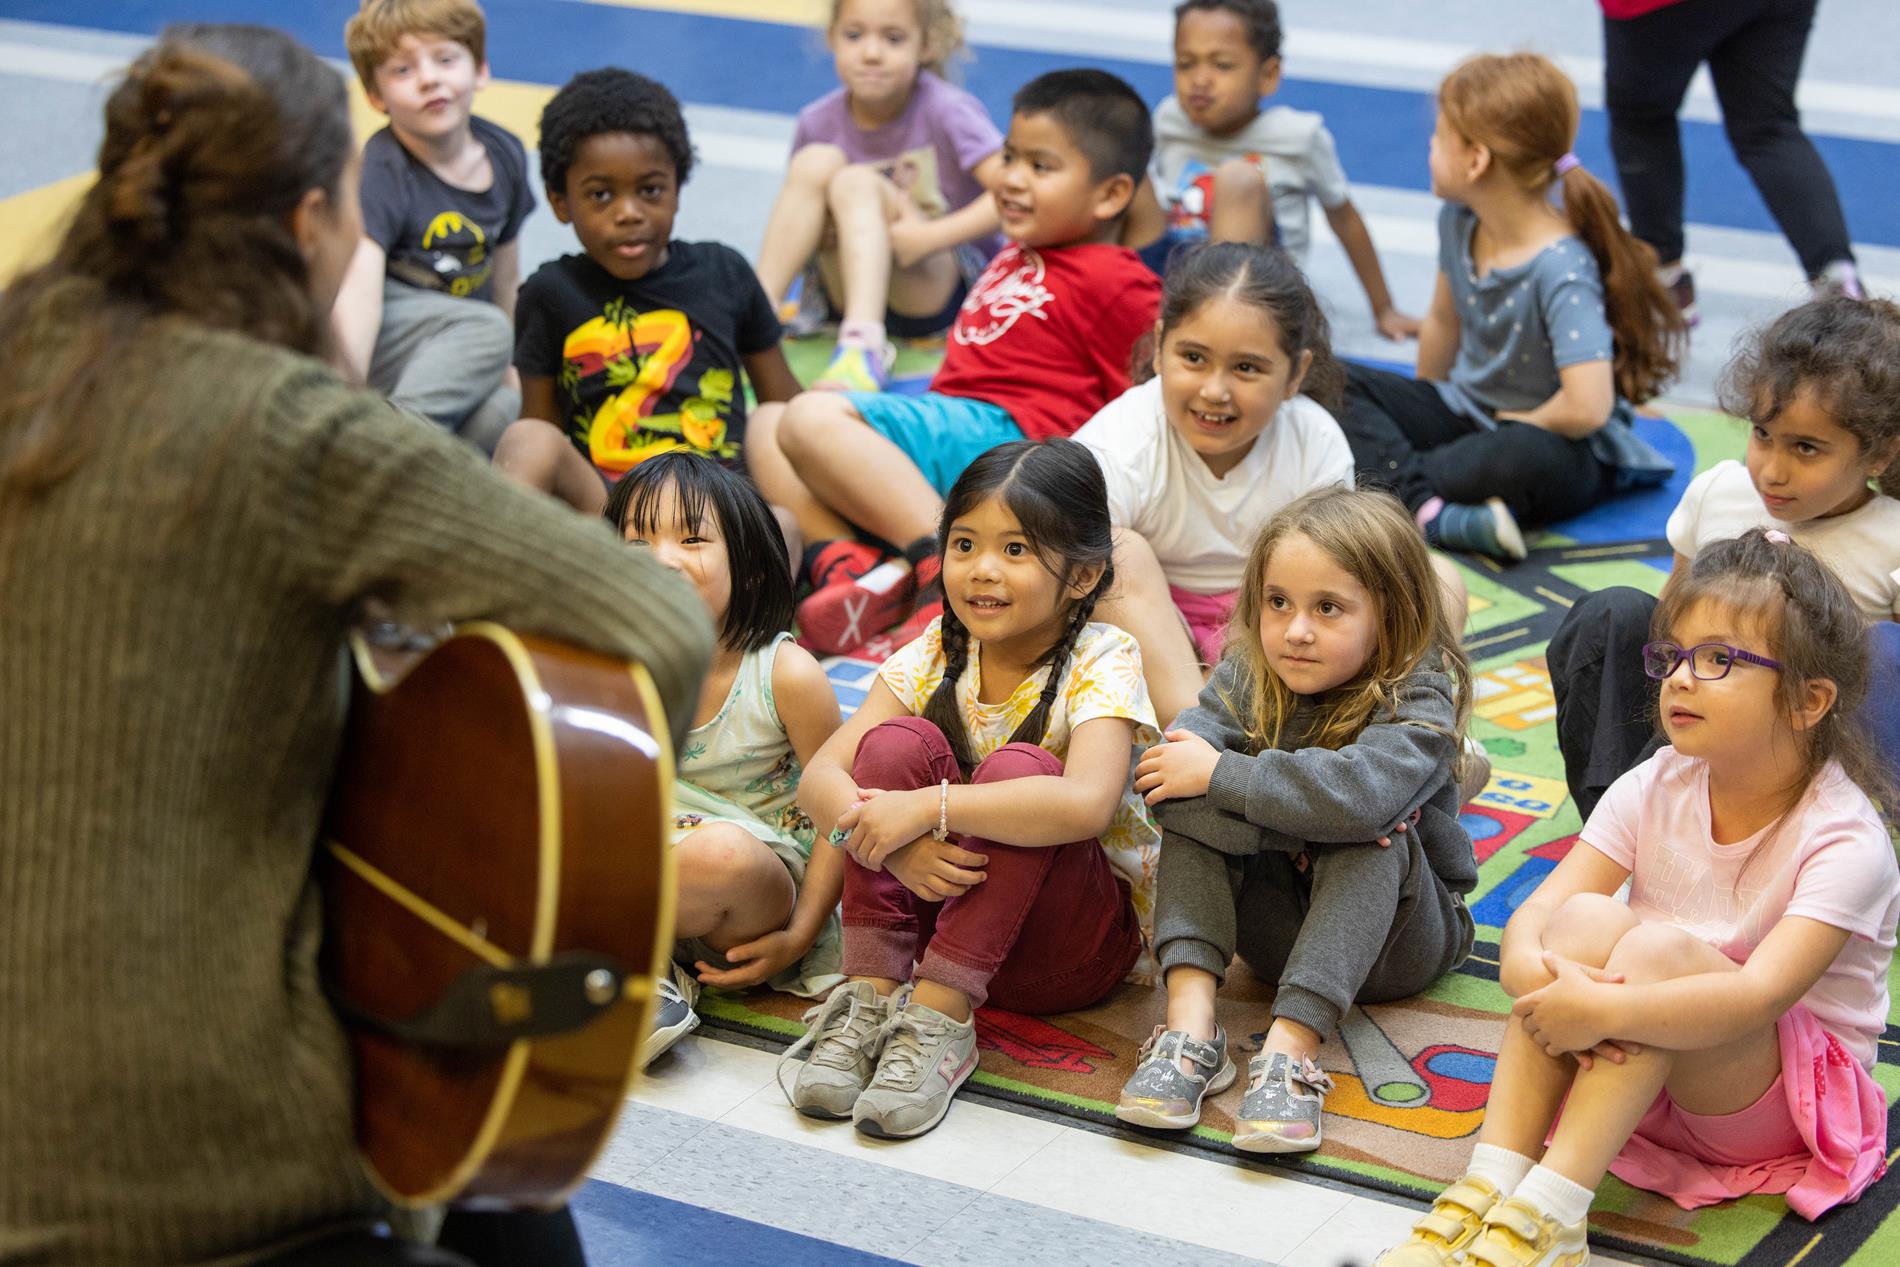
[713,344,1900,1267]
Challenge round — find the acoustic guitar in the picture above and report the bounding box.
[320,622,675,1208]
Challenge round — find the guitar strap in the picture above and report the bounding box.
[325,951,632,1049]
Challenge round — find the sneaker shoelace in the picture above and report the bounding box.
[869,1007,948,1090]
[775,988,881,1101]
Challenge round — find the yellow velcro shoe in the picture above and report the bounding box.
[1375,1173,1504,1267]
[1465,1195,1589,1267]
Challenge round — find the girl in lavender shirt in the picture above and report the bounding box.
[751,0,1003,397]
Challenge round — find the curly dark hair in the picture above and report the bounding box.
[1718,296,1900,499]
[537,67,694,196]
[1173,0,1282,62]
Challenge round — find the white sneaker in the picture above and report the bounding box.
[778,980,895,1119]
[851,1000,978,1139]
[640,961,700,1066]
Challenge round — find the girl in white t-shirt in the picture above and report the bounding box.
[1078,242,1355,726]
[1381,530,1898,1267]
[1550,297,1900,820]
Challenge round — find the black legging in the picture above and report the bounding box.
[1339,361,1615,525]
[1602,0,1854,278]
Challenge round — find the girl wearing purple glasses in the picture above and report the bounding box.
[1381,528,1897,1267]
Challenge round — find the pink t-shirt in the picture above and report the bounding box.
[1583,748,1899,1068]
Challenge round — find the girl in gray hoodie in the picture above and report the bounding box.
[1117,486,1477,1152]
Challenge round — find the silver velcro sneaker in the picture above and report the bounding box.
[1232,1051,1335,1153]
[1115,1024,1236,1129]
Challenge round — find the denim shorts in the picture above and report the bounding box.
[845,389,1024,496]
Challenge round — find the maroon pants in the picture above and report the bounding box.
[842,716,1142,1012]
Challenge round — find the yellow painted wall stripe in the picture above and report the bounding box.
[578,0,828,28]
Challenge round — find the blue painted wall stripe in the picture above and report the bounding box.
[11,0,1896,247]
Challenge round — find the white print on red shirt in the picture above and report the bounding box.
[954,246,1053,347]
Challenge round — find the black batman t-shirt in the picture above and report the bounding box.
[359,116,534,303]
[513,243,781,476]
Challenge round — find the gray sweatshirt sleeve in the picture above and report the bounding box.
[1202,667,1459,843]
[1154,659,1308,857]
[1168,657,1256,751]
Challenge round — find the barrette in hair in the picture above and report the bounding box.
[1764,529,1792,543]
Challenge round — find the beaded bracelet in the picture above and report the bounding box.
[933,777,950,841]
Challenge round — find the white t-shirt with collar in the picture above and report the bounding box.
[1664,460,1900,621]
[1071,377,1354,595]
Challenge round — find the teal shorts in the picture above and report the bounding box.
[845,390,1024,496]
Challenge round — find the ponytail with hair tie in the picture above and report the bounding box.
[1439,52,1686,405]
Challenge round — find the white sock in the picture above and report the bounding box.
[1466,1142,1536,1196]
[1511,1165,1594,1228]
[836,320,887,351]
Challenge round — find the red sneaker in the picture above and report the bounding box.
[797,554,917,655]
[851,596,943,662]
[803,539,882,592]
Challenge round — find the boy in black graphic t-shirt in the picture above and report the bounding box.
[335,0,533,450]
[496,69,802,521]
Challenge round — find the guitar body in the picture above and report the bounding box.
[320,623,674,1208]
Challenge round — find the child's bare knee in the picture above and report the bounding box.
[777,392,855,465]
[1542,892,1637,967]
[826,162,887,207]
[1112,528,1164,578]
[677,823,773,888]
[1431,554,1468,629]
[788,143,849,188]
[1604,921,1710,983]
[493,417,567,477]
[1214,157,1267,206]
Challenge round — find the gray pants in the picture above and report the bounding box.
[1154,832,1474,1041]
[368,279,519,453]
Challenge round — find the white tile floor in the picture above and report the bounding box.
[605,1033,1646,1266]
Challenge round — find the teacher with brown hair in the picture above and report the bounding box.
[0,23,709,1267]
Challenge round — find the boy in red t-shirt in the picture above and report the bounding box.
[760,69,1163,655]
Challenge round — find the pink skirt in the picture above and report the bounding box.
[1168,585,1237,668]
[1608,1005,1888,1219]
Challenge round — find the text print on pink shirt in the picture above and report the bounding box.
[955,247,1054,346]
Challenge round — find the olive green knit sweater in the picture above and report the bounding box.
[0,296,713,1265]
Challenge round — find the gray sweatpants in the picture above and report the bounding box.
[1153,832,1474,1041]
[368,279,518,453]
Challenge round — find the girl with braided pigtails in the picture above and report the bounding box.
[779,438,1160,1140]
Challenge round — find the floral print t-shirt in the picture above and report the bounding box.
[878,618,1163,954]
